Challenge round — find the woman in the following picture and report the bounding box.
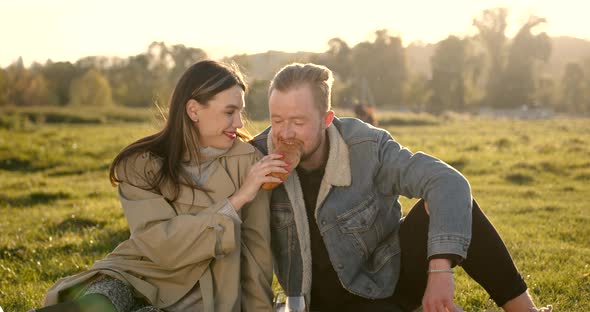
[32,60,288,312]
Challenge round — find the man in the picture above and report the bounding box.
[251,63,551,312]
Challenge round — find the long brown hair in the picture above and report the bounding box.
[109,60,249,201]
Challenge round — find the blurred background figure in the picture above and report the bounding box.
[354,103,378,126]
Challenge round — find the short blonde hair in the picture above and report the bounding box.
[269,63,334,112]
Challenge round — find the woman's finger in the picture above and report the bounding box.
[252,165,288,176]
[261,153,284,162]
[259,159,290,168]
[261,175,283,184]
[254,159,288,172]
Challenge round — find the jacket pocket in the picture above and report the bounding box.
[366,238,401,273]
[336,193,383,257]
[270,203,295,229]
[336,193,379,233]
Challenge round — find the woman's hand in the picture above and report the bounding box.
[229,153,289,210]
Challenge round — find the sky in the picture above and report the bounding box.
[1,0,589,67]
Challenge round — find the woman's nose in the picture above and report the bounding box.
[233,113,244,129]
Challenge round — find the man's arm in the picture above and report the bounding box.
[374,130,472,259]
[374,130,471,311]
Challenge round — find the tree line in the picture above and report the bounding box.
[1,8,589,118]
[0,42,207,109]
[306,8,589,115]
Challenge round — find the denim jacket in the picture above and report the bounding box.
[251,117,472,309]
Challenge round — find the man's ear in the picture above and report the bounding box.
[323,110,335,129]
[186,99,203,122]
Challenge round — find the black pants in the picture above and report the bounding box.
[390,199,528,311]
[334,199,528,312]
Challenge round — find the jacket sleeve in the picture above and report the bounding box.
[374,130,473,259]
[114,153,237,270]
[240,153,274,311]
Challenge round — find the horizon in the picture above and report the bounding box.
[2,0,589,67]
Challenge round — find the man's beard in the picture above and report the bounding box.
[300,133,324,163]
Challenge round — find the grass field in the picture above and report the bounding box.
[0,108,589,311]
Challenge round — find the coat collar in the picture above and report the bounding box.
[173,140,255,207]
[266,124,351,190]
[323,123,352,187]
[181,138,254,162]
[315,124,352,212]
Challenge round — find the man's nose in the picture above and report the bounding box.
[278,124,296,139]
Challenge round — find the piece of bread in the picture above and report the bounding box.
[261,140,303,190]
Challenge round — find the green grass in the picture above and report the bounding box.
[1,110,588,311]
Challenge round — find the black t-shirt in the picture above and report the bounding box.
[296,166,399,311]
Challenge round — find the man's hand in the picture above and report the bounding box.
[422,259,461,312]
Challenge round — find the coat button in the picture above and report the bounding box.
[337,264,344,270]
[321,220,327,225]
[366,286,372,293]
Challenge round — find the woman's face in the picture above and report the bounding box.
[194,85,245,149]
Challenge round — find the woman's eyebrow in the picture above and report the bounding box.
[225,104,244,109]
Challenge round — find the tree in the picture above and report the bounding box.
[473,8,508,108]
[4,57,31,106]
[245,79,270,120]
[429,36,466,114]
[500,16,551,108]
[40,60,81,105]
[2,57,57,106]
[223,54,252,75]
[535,76,557,109]
[108,54,155,107]
[463,41,486,109]
[403,74,431,112]
[145,42,176,107]
[311,38,353,82]
[167,43,208,83]
[0,68,7,106]
[106,42,207,107]
[23,73,57,106]
[69,69,113,106]
[331,76,355,108]
[350,30,407,107]
[560,63,587,112]
[75,56,113,71]
[350,41,376,105]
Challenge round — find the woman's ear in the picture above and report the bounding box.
[186,99,202,122]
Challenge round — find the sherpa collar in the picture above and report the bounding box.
[265,123,351,300]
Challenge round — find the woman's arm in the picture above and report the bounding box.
[240,188,273,311]
[113,152,238,269]
[116,181,238,270]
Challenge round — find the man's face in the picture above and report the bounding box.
[268,84,332,168]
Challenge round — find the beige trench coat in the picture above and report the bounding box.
[44,140,273,311]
